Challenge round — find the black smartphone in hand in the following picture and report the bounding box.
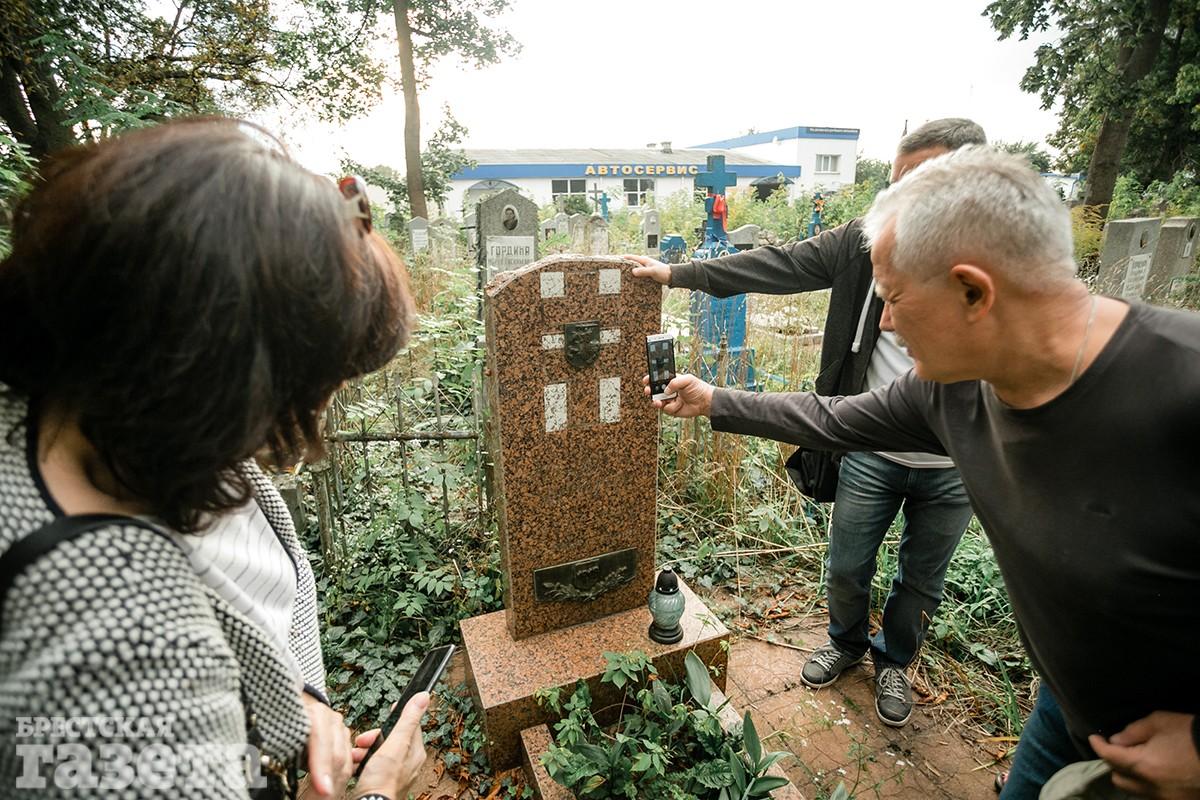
[646,333,677,401]
[354,644,454,777]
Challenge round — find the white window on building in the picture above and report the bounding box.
[624,178,654,206]
[815,154,840,174]
[551,179,587,204]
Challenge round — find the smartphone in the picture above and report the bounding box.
[354,644,455,777]
[646,334,677,402]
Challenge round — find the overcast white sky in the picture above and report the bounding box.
[264,0,1062,175]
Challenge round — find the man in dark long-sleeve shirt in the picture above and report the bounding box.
[632,119,986,728]
[644,147,1200,798]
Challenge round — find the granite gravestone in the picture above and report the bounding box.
[585,214,610,255]
[641,209,661,256]
[478,189,539,280]
[1097,217,1161,300]
[553,211,569,239]
[429,218,459,262]
[567,213,588,252]
[483,256,657,639]
[728,223,761,251]
[458,256,732,771]
[408,216,429,254]
[1146,217,1199,303]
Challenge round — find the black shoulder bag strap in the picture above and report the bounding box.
[0,514,136,627]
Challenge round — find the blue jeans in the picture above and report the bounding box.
[1001,687,1085,799]
[826,451,973,668]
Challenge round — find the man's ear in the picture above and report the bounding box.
[949,264,994,321]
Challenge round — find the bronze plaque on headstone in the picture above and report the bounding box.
[532,548,638,604]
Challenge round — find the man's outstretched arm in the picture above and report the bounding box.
[644,371,946,457]
[628,219,863,297]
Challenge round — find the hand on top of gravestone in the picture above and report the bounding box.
[626,254,672,285]
[642,373,714,418]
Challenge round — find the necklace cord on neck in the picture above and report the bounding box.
[1068,296,1098,386]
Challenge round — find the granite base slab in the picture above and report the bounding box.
[460,579,729,769]
[518,683,805,799]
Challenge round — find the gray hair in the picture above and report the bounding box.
[898,118,987,155]
[862,146,1077,290]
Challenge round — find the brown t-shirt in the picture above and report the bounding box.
[711,301,1200,750]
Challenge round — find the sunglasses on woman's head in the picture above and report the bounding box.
[338,175,373,233]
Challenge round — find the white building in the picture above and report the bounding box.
[690,125,859,191]
[447,124,859,217]
[1041,172,1085,203]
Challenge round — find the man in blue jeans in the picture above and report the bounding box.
[631,118,984,726]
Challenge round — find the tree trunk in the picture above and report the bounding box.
[393,0,427,220]
[0,6,74,159]
[0,58,39,147]
[1082,0,1172,215]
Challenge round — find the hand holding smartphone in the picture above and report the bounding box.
[354,644,454,778]
[646,334,677,402]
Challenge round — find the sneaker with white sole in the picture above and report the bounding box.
[801,642,865,688]
[874,666,913,726]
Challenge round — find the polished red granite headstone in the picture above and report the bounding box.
[461,256,744,780]
[483,255,661,640]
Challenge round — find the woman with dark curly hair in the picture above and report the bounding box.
[0,118,424,799]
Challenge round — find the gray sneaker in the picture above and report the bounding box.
[875,666,913,726]
[801,643,864,688]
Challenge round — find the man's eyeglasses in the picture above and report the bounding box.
[338,175,372,233]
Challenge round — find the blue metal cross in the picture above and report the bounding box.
[694,155,739,196]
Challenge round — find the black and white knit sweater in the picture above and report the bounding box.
[0,384,323,798]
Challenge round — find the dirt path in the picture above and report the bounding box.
[725,618,1007,799]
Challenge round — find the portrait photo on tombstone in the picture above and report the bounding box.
[502,204,519,231]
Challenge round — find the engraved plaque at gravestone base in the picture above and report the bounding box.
[484,256,659,640]
[478,189,539,279]
[408,216,429,253]
[1147,217,1199,303]
[1097,217,1161,300]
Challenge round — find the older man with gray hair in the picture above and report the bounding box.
[644,147,1200,798]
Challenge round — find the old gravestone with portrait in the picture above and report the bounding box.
[476,188,539,281]
[640,208,661,256]
[456,255,738,780]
